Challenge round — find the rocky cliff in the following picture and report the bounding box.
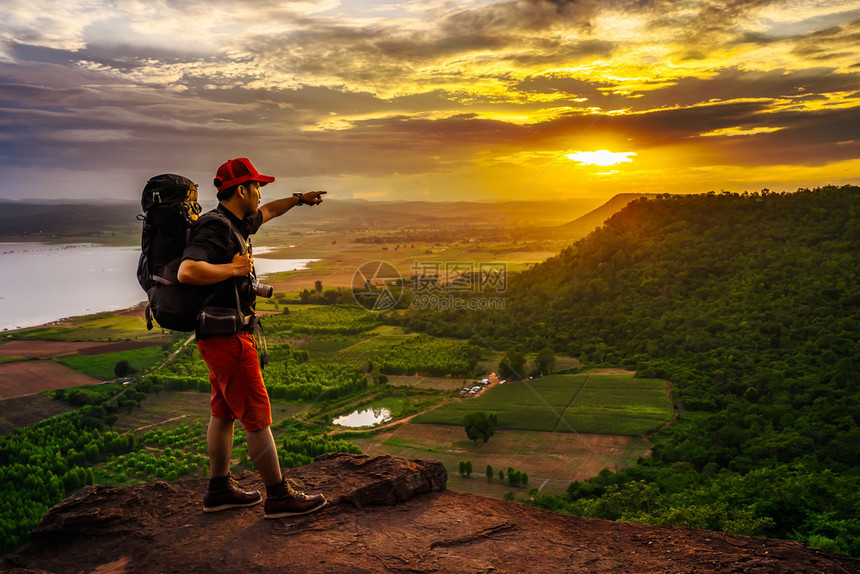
[3,454,857,574]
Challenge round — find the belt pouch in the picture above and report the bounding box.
[198,306,244,336]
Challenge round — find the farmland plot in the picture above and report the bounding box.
[349,422,651,496]
[0,361,100,400]
[561,375,672,435]
[413,372,672,437]
[413,374,589,429]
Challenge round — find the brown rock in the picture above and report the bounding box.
[2,454,858,574]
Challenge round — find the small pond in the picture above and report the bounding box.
[332,407,392,428]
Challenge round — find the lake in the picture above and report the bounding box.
[0,242,315,332]
[332,407,392,428]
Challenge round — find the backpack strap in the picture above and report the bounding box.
[192,211,248,257]
[191,210,254,326]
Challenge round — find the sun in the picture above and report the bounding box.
[566,150,637,166]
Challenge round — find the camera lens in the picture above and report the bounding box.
[253,282,273,298]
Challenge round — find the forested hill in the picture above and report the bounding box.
[395,185,860,556]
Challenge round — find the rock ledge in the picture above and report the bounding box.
[3,453,858,574]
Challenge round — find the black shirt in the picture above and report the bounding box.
[182,205,263,317]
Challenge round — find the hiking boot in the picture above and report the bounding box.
[264,478,328,519]
[203,473,262,513]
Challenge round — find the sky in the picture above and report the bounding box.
[0,0,858,203]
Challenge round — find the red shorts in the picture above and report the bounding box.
[197,333,272,432]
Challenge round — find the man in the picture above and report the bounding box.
[177,157,327,518]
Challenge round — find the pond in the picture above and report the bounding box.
[332,407,392,428]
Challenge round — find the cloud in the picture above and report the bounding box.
[0,0,857,201]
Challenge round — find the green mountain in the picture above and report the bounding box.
[395,185,860,556]
[557,192,658,240]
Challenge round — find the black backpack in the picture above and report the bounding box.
[137,174,205,331]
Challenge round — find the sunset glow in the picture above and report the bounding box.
[567,151,637,167]
[0,0,857,202]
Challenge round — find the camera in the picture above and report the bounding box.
[250,281,273,298]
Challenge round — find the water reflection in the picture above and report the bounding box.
[332,407,392,428]
[0,242,315,331]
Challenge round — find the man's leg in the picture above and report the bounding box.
[203,415,262,512]
[207,415,234,478]
[199,336,263,512]
[254,427,327,519]
[246,425,282,487]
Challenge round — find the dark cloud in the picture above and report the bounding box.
[792,17,860,59]
[0,1,858,200]
[303,87,859,174]
[625,67,860,111]
[501,37,616,68]
[515,72,610,99]
[517,0,600,31]
[693,107,860,166]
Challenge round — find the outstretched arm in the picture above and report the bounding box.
[177,253,253,286]
[259,191,327,224]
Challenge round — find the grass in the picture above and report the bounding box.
[348,422,653,497]
[11,311,169,343]
[57,346,164,380]
[413,373,672,437]
[0,393,75,435]
[561,376,672,435]
[293,328,415,366]
[315,331,420,367]
[385,375,468,392]
[266,304,381,335]
[112,391,310,435]
[299,335,366,354]
[413,374,587,428]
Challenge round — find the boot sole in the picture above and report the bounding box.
[264,497,328,519]
[203,497,263,512]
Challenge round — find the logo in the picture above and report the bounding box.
[352,260,404,311]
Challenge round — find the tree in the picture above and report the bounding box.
[459,460,472,478]
[486,463,494,482]
[534,347,556,376]
[323,289,340,304]
[464,412,498,444]
[114,360,136,378]
[314,280,323,293]
[498,349,526,380]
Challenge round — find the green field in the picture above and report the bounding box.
[560,375,673,435]
[413,373,672,436]
[58,346,164,380]
[10,312,169,343]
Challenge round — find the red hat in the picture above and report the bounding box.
[213,157,275,191]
